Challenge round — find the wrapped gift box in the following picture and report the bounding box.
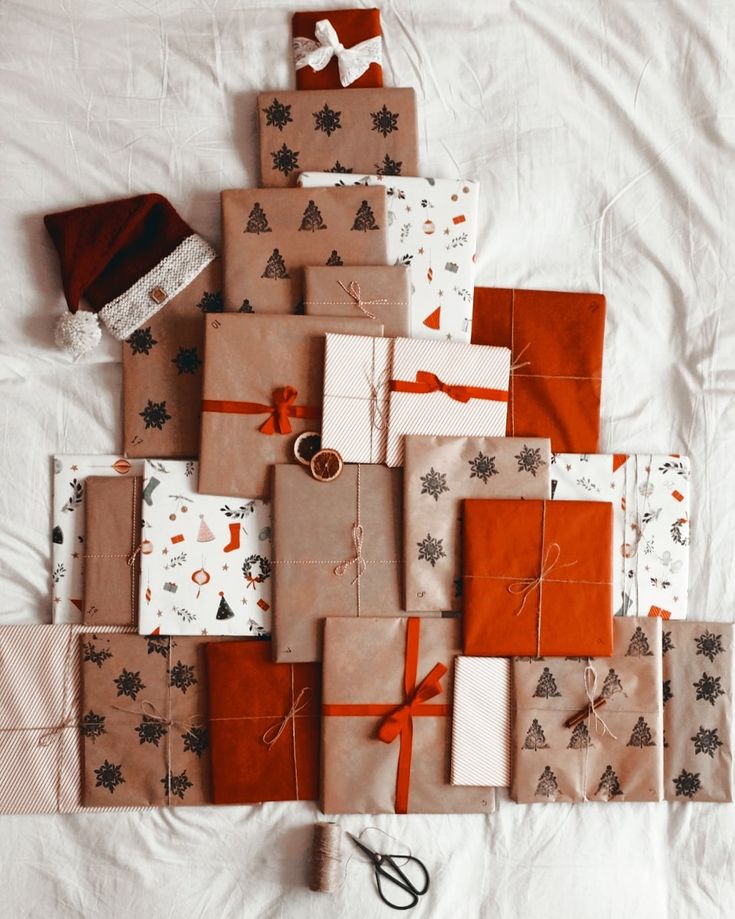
[471,287,606,452]
[511,617,664,803]
[52,455,145,624]
[222,186,388,313]
[300,173,479,341]
[137,461,271,637]
[463,498,613,657]
[551,453,691,620]
[292,9,383,89]
[304,265,410,338]
[199,315,383,498]
[663,621,733,802]
[322,617,496,813]
[206,640,320,804]
[258,89,418,187]
[272,463,416,662]
[404,435,551,612]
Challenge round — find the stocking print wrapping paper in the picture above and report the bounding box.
[292,9,383,89]
[551,453,691,619]
[258,89,418,187]
[52,455,145,624]
[137,461,272,638]
[511,617,664,803]
[663,621,733,802]
[299,172,480,341]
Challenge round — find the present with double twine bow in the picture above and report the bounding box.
[292,11,383,89]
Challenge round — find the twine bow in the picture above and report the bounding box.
[389,370,508,405]
[293,19,382,87]
[38,713,78,747]
[580,663,617,802]
[111,700,203,735]
[508,543,578,616]
[334,524,366,583]
[262,687,313,750]
[337,280,388,320]
[377,663,448,744]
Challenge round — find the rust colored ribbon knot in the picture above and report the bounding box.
[389,370,509,405]
[377,662,448,745]
[202,385,320,435]
[338,280,388,320]
[262,687,313,750]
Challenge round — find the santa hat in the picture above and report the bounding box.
[44,193,217,359]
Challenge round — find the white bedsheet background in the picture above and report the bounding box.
[1,1,733,917]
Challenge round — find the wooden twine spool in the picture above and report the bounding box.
[309,822,342,893]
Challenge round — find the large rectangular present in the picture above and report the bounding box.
[322,617,496,813]
[463,498,614,657]
[206,640,320,804]
[663,621,733,802]
[292,9,383,89]
[511,617,664,803]
[221,186,388,313]
[52,455,145,624]
[198,314,382,498]
[471,287,606,452]
[137,461,271,637]
[551,453,691,620]
[404,435,551,612]
[272,463,415,663]
[300,173,480,341]
[258,89,418,187]
[385,338,511,467]
[304,265,410,338]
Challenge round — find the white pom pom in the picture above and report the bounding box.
[54,311,102,359]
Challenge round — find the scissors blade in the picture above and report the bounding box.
[346,832,380,863]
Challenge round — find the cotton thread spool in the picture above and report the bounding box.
[309,822,342,893]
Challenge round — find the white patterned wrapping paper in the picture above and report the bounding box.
[298,172,479,341]
[138,461,272,637]
[551,453,691,619]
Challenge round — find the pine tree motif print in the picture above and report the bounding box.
[82,641,112,668]
[627,716,655,747]
[695,629,724,663]
[197,291,224,313]
[114,668,145,700]
[535,766,559,799]
[693,672,725,706]
[298,200,327,232]
[417,534,446,567]
[127,326,157,355]
[370,104,399,137]
[691,726,722,758]
[326,250,343,266]
[146,636,169,657]
[182,726,209,757]
[420,467,449,501]
[262,98,292,131]
[169,661,197,694]
[238,299,254,313]
[595,764,623,799]
[271,143,300,176]
[139,400,171,431]
[662,630,674,654]
[522,718,549,750]
[625,625,653,657]
[135,715,168,746]
[601,668,624,699]
[244,202,271,234]
[95,760,125,794]
[351,200,379,231]
[171,346,202,375]
[161,770,193,800]
[261,249,290,280]
[662,679,673,705]
[533,667,562,698]
[515,445,545,477]
[673,768,701,798]
[567,722,593,749]
[329,161,353,173]
[468,451,498,484]
[313,103,341,136]
[80,711,106,742]
[375,154,402,176]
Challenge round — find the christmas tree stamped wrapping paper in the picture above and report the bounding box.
[663,621,733,802]
[550,453,691,620]
[52,455,146,624]
[292,9,383,90]
[258,88,417,187]
[137,461,272,638]
[299,173,480,342]
[511,617,664,803]
[221,186,388,313]
[403,435,551,612]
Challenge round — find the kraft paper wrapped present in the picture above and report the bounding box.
[322,617,496,814]
[300,173,480,341]
[471,287,606,452]
[52,455,145,624]
[206,640,320,804]
[304,265,410,337]
[199,315,383,498]
[83,475,142,626]
[551,453,691,620]
[385,338,511,467]
[450,657,512,788]
[124,257,222,458]
[292,9,383,89]
[663,621,733,802]
[258,89,418,187]
[463,499,614,657]
[511,617,664,803]
[137,461,271,638]
[221,186,388,314]
[272,463,417,663]
[404,435,551,612]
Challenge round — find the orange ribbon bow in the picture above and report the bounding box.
[377,662,448,744]
[389,370,508,405]
[202,385,320,435]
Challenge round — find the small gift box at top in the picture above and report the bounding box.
[552,453,691,620]
[293,10,383,89]
[221,186,388,313]
[304,265,410,338]
[463,498,613,657]
[300,173,480,342]
[511,617,663,803]
[259,89,418,187]
[471,287,606,453]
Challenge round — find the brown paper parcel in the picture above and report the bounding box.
[304,265,410,338]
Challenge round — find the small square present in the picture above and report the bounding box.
[292,10,383,89]
[463,498,613,657]
[511,617,664,803]
[304,265,410,338]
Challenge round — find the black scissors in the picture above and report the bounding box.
[347,832,430,910]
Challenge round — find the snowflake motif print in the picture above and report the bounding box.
[114,668,145,700]
[468,451,498,484]
[662,679,673,705]
[673,768,701,798]
[242,554,271,589]
[261,249,290,280]
[271,143,300,177]
[135,715,168,747]
[626,716,655,747]
[171,347,202,375]
[326,249,343,266]
[515,445,545,477]
[625,625,653,657]
[567,722,592,749]
[695,629,724,663]
[95,760,125,794]
[169,660,197,693]
[370,104,399,137]
[417,534,446,567]
[82,641,112,668]
[375,154,402,176]
[127,326,157,355]
[80,710,106,742]
[329,161,353,173]
[262,97,292,131]
[298,200,327,232]
[535,766,560,799]
[139,400,171,431]
[197,291,224,313]
[182,726,209,757]
[313,103,341,136]
[533,667,562,698]
[522,718,550,750]
[161,769,193,801]
[419,467,449,501]
[595,764,623,799]
[691,725,722,758]
[662,631,674,654]
[693,672,725,706]
[244,202,271,234]
[61,478,84,513]
[147,636,169,657]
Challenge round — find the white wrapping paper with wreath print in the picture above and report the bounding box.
[551,453,691,619]
[299,173,479,342]
[511,617,664,803]
[138,461,271,637]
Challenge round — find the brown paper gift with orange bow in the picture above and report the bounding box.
[292,9,383,90]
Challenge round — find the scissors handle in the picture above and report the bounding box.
[375,854,430,911]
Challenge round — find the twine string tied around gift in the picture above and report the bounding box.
[580,663,617,802]
[262,686,313,750]
[337,280,388,320]
[508,542,578,617]
[110,699,203,736]
[334,524,366,584]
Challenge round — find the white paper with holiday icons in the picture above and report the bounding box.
[550,453,691,619]
[52,455,146,624]
[137,461,272,637]
[298,173,479,342]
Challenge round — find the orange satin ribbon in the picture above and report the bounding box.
[322,618,450,814]
[389,370,508,405]
[202,385,320,435]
